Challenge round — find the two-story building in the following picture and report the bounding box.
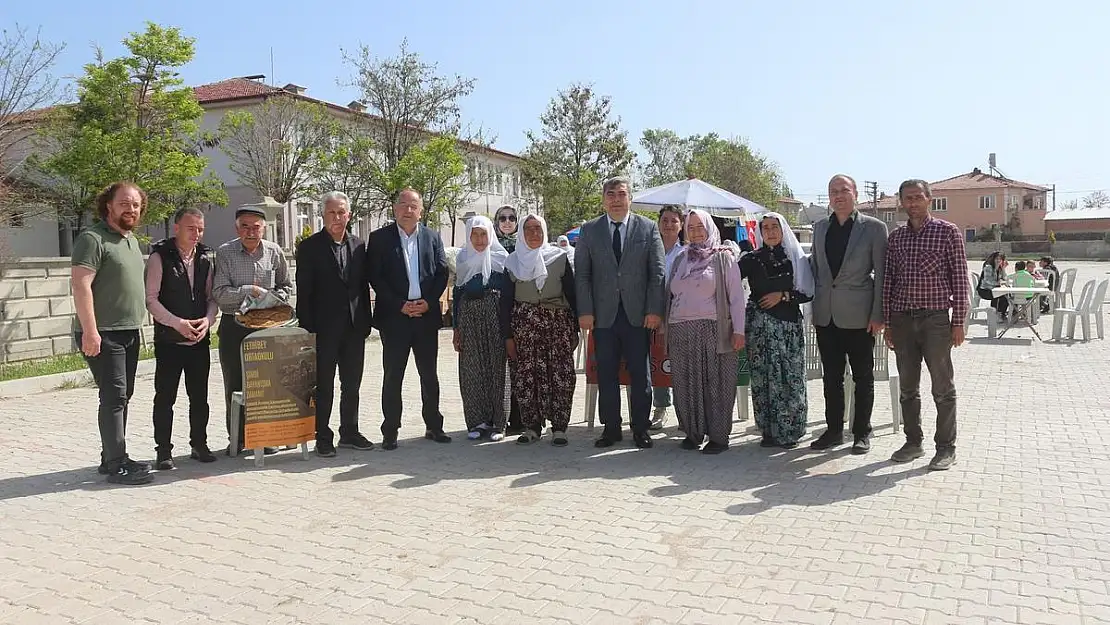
[855,168,1050,241]
[1,75,532,256]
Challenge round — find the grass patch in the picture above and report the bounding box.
[54,376,94,391]
[0,330,220,382]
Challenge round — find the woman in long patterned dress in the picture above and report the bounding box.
[665,209,747,454]
[738,213,814,448]
[501,215,579,447]
[452,216,510,441]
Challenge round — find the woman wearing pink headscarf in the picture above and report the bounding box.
[664,209,747,454]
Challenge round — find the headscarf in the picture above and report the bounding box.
[504,214,565,289]
[759,212,814,296]
[455,215,508,286]
[678,209,729,279]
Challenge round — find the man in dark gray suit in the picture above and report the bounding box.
[576,176,666,449]
[810,174,888,454]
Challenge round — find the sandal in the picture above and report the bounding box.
[516,430,542,445]
[552,430,568,447]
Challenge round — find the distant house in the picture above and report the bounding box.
[1043,206,1110,234]
[776,196,804,221]
[1,76,532,256]
[855,193,901,227]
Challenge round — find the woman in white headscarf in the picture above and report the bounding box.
[665,209,748,455]
[453,216,510,440]
[556,234,575,264]
[738,212,815,449]
[501,214,579,447]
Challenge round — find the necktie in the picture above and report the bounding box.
[612,222,622,263]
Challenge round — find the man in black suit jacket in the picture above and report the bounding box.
[366,188,451,450]
[296,192,375,457]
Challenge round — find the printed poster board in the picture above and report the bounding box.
[242,334,317,449]
[583,331,750,387]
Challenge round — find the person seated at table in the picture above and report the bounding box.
[1012,261,1035,288]
[977,251,1009,320]
[1026,261,1043,279]
[1039,256,1059,313]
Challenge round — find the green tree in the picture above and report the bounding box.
[36,23,225,225]
[341,40,485,218]
[686,133,783,209]
[636,128,691,188]
[387,136,468,243]
[522,84,633,236]
[309,125,379,219]
[218,95,336,205]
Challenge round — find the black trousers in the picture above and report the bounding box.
[78,330,140,470]
[978,287,1009,317]
[380,319,444,438]
[217,315,257,449]
[593,305,652,436]
[815,323,875,438]
[315,320,366,445]
[152,341,211,453]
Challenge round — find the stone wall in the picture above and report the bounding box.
[0,256,300,364]
[965,241,1110,261]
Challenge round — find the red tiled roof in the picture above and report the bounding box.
[192,78,281,103]
[931,170,1048,192]
[856,195,900,210]
[777,196,803,205]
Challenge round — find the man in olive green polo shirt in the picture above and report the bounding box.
[71,182,153,486]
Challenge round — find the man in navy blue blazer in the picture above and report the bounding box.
[366,188,451,450]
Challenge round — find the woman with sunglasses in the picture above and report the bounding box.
[493,204,524,434]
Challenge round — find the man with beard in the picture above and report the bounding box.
[71,182,153,485]
[494,204,525,434]
[213,206,293,456]
[145,207,220,470]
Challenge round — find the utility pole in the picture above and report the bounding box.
[864,181,878,214]
[817,194,828,206]
[1051,183,1056,211]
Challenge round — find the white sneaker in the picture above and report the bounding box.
[489,432,505,442]
[467,430,482,440]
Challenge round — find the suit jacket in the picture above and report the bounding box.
[574,213,666,328]
[366,222,448,331]
[810,211,888,329]
[294,230,373,338]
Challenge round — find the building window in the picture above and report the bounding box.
[512,171,521,197]
[1024,195,1044,210]
[882,211,894,223]
[495,170,504,195]
[1007,195,1020,210]
[931,197,948,211]
[467,162,476,186]
[978,195,995,210]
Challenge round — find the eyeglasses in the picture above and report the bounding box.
[498,215,517,223]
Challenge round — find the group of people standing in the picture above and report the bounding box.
[71,172,968,487]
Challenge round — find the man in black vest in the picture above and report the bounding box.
[145,207,219,470]
[295,191,375,457]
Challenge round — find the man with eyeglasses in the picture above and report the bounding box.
[212,206,293,456]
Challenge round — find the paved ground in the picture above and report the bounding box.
[0,262,1108,625]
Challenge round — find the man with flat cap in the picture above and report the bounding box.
[212,204,293,456]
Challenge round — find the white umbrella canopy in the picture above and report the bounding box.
[630,178,770,217]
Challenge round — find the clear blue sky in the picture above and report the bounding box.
[8,0,1107,205]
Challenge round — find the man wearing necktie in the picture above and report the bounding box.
[575,176,667,449]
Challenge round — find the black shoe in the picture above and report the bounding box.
[633,432,654,449]
[701,441,727,455]
[382,437,398,451]
[928,448,957,471]
[759,436,777,448]
[594,435,619,448]
[97,463,110,475]
[338,433,375,450]
[810,431,845,450]
[852,437,871,455]
[316,441,337,458]
[155,450,174,471]
[779,441,799,449]
[123,459,151,473]
[107,462,154,485]
[263,447,279,456]
[425,430,452,443]
[680,437,700,450]
[189,446,217,463]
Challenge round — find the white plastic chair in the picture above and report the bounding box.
[844,337,902,434]
[968,276,999,339]
[230,325,313,467]
[1057,268,1078,309]
[1052,279,1099,341]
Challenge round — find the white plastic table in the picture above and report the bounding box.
[992,286,1051,340]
